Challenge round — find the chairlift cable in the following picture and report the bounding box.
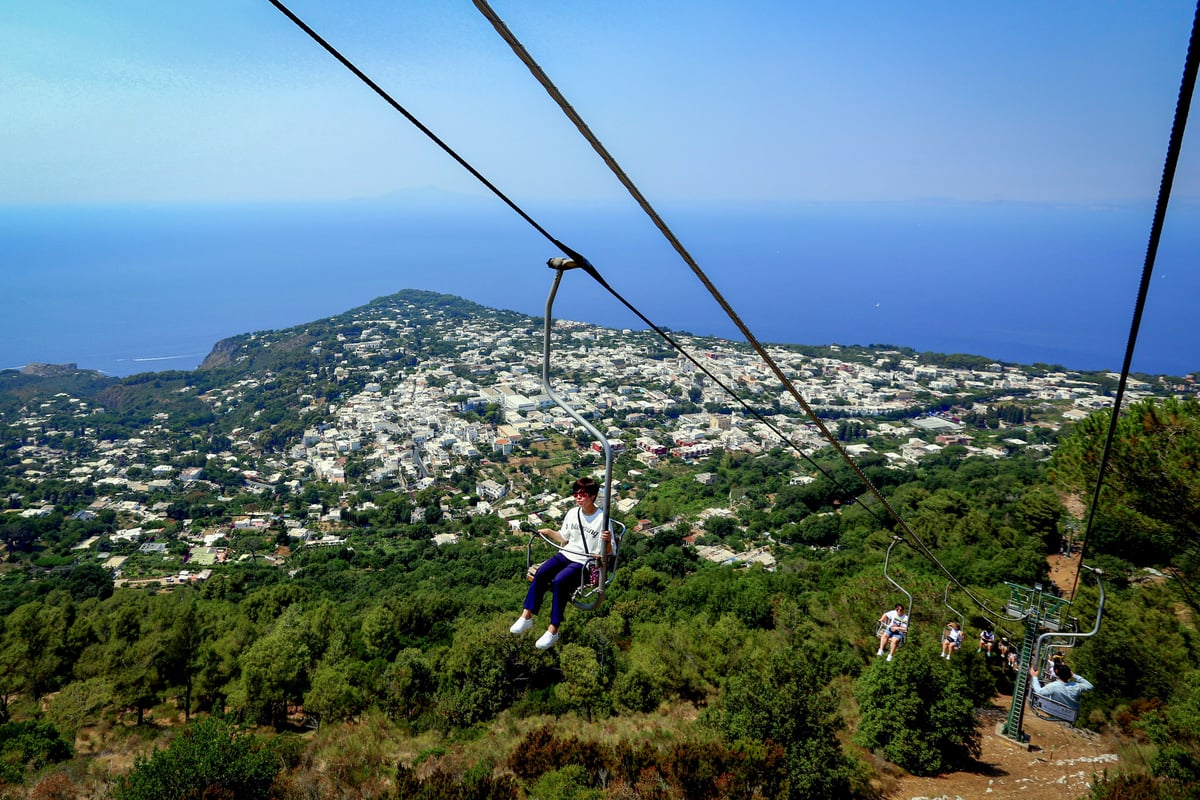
[1072,0,1200,598]
[475,0,1023,622]
[264,0,582,265]
[264,0,884,525]
[473,1,905,545]
[272,0,1085,628]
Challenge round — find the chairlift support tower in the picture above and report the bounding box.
[996,579,1077,744]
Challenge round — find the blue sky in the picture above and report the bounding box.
[3,2,1200,378]
[4,1,1199,207]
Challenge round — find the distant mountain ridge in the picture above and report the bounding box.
[20,362,87,377]
[0,289,535,434]
[195,289,514,373]
[0,288,1163,431]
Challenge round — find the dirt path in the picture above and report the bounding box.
[1048,550,1083,599]
[889,701,1119,800]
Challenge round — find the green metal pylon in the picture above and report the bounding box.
[999,582,1070,744]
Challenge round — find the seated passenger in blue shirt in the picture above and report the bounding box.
[1030,661,1094,710]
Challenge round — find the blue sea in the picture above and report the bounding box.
[2,195,1197,378]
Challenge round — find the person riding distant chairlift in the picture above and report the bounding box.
[998,636,1019,669]
[509,477,612,650]
[978,628,996,657]
[941,621,963,660]
[876,603,909,662]
[1030,659,1094,712]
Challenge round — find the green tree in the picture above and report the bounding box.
[303,662,363,728]
[157,595,203,720]
[1069,586,1193,718]
[105,599,164,725]
[704,515,738,540]
[612,668,664,713]
[0,598,74,701]
[45,678,112,739]
[237,606,312,728]
[64,562,114,601]
[1051,397,1200,575]
[0,720,73,785]
[1015,487,1064,544]
[854,651,979,776]
[1139,670,1200,789]
[382,648,436,723]
[360,604,400,662]
[115,716,279,800]
[556,644,608,720]
[436,623,524,727]
[709,643,858,799]
[794,512,841,546]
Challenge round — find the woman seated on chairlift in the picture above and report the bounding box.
[509,477,612,650]
[941,621,963,660]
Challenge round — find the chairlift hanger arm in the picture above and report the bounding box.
[943,582,964,628]
[883,537,913,620]
[1033,566,1105,668]
[542,262,612,532]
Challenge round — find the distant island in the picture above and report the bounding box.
[19,362,85,377]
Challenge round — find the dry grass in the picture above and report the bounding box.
[34,702,712,799]
[437,700,704,775]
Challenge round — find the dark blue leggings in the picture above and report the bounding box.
[525,552,583,626]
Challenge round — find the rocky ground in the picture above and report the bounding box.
[890,703,1119,800]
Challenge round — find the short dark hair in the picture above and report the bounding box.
[1054,662,1073,681]
[571,477,600,497]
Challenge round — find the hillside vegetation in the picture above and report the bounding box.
[0,291,1196,799]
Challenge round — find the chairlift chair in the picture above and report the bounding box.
[1028,691,1081,724]
[941,582,966,653]
[875,537,913,638]
[1026,566,1105,724]
[524,259,625,611]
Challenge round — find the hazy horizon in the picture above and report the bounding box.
[4,197,1196,379]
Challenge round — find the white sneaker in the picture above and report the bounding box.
[510,615,533,635]
[886,654,893,662]
[876,649,884,656]
[535,630,560,650]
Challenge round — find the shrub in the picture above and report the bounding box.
[113,716,279,800]
[854,650,980,776]
[0,721,73,785]
[709,643,858,798]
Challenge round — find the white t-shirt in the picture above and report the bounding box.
[559,507,606,564]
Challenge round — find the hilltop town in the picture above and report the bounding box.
[0,290,1189,587]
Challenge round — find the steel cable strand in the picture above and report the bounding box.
[1072,0,1200,599]
[474,3,922,536]
[475,0,1017,621]
[266,0,878,524]
[265,0,580,262]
